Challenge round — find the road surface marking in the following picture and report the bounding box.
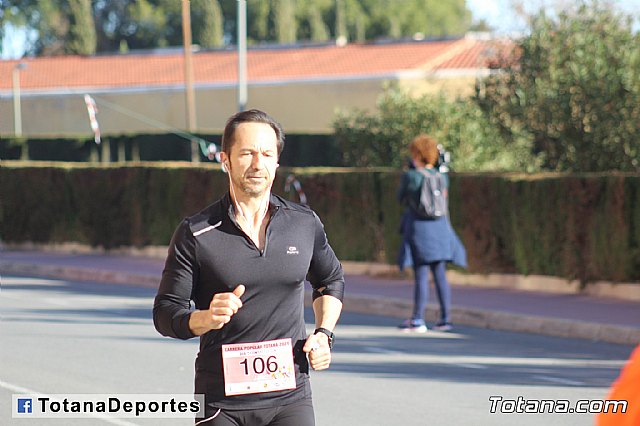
[532,375,585,386]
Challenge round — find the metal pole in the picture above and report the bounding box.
[237,0,247,112]
[182,0,196,131]
[182,0,199,162]
[12,65,23,137]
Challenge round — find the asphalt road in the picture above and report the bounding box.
[1,275,634,426]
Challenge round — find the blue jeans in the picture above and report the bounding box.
[411,261,450,324]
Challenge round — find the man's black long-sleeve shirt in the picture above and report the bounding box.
[153,193,345,409]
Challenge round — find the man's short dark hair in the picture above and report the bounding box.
[222,109,285,157]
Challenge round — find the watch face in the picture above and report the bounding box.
[315,328,334,349]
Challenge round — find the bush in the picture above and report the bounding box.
[1,164,638,284]
[475,1,640,172]
[333,85,542,172]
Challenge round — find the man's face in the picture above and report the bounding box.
[223,122,279,198]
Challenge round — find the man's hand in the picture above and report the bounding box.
[209,284,245,327]
[303,332,332,371]
[189,285,245,336]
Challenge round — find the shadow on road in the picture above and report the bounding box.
[4,276,632,390]
[312,310,632,389]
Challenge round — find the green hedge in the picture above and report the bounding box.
[1,163,638,284]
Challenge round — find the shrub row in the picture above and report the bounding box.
[1,163,638,284]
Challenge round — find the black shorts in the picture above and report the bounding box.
[195,398,315,426]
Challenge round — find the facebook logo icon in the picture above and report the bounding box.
[17,398,32,413]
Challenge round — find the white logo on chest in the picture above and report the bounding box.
[287,246,299,255]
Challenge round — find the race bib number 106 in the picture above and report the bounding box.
[222,338,296,396]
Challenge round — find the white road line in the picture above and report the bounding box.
[0,379,38,395]
[532,375,585,386]
[0,379,140,426]
[334,352,625,368]
[364,347,404,355]
[455,363,488,369]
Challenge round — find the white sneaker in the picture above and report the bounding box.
[398,319,428,333]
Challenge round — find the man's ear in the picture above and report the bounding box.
[220,153,229,173]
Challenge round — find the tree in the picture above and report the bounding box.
[274,0,297,43]
[2,0,474,55]
[33,0,68,55]
[296,0,331,42]
[124,0,170,49]
[13,0,96,56]
[333,85,541,172]
[67,0,96,54]
[475,1,640,172]
[250,0,271,41]
[360,0,470,40]
[193,0,224,48]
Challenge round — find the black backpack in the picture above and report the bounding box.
[410,169,447,219]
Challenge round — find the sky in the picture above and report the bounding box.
[466,0,640,34]
[2,0,639,59]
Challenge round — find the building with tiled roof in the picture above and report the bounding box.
[0,34,504,138]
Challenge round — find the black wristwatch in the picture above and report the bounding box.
[314,327,335,349]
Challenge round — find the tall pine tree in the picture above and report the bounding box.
[67,0,96,54]
[193,0,224,48]
[274,0,296,43]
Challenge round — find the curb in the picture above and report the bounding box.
[0,262,159,289]
[5,244,640,301]
[339,293,640,346]
[340,261,640,302]
[2,262,639,346]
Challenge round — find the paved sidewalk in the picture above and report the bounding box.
[1,249,639,345]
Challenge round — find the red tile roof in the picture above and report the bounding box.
[0,37,506,92]
[437,38,512,69]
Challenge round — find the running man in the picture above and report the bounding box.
[153,109,344,426]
